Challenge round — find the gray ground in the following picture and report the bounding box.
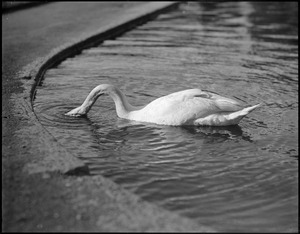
[2,2,215,232]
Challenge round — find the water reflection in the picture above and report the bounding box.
[85,117,251,155]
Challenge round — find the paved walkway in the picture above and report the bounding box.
[2,2,215,232]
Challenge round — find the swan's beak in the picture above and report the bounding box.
[65,106,86,117]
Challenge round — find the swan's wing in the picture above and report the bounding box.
[162,89,243,112]
[205,91,243,112]
[138,90,217,118]
[133,89,243,123]
[162,89,208,102]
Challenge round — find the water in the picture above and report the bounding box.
[33,2,298,232]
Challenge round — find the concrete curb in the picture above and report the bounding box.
[2,1,49,14]
[17,2,180,175]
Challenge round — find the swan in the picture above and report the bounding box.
[65,84,261,126]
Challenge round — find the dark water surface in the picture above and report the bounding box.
[34,2,298,232]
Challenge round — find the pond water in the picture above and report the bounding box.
[33,2,298,232]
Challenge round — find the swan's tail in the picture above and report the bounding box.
[194,103,261,126]
[227,103,261,122]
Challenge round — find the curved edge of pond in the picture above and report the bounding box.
[18,1,181,175]
[10,1,217,232]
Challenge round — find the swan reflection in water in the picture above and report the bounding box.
[90,117,253,154]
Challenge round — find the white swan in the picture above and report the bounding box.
[65,84,261,126]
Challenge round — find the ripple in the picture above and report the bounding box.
[33,2,298,232]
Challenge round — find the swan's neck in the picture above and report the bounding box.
[108,87,139,118]
[80,85,139,117]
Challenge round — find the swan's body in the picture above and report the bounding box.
[66,84,261,126]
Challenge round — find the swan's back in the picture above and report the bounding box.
[129,89,245,125]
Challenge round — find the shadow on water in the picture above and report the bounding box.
[182,125,252,142]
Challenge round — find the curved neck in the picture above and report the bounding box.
[80,85,140,117]
[108,87,140,118]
